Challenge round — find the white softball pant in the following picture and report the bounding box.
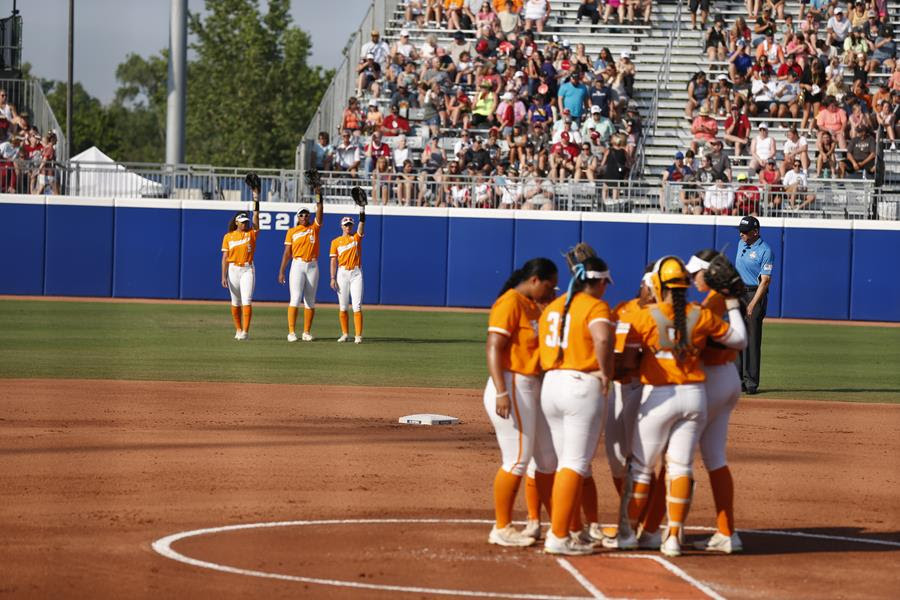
[630,383,707,483]
[604,380,643,479]
[227,264,255,306]
[484,372,554,476]
[700,363,742,472]
[541,370,606,477]
[289,258,319,309]
[336,267,363,312]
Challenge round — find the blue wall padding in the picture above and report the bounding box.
[44,204,114,296]
[582,220,648,308]
[781,227,852,319]
[850,229,900,321]
[514,218,581,292]
[380,215,447,306]
[180,209,232,300]
[113,207,181,298]
[2,203,45,294]
[447,217,515,307]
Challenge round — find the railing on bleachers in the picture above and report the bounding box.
[0,78,68,162]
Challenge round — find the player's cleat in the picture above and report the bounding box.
[337,334,349,343]
[543,531,594,555]
[287,333,298,342]
[588,522,614,542]
[488,525,536,547]
[660,531,682,557]
[237,331,249,341]
[601,529,638,550]
[521,519,541,541]
[693,531,743,554]
[354,336,363,344]
[301,332,314,342]
[637,528,663,549]
[573,527,598,547]
[234,331,242,340]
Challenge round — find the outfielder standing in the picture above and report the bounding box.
[278,171,325,342]
[220,174,261,340]
[538,246,614,555]
[330,188,367,343]
[484,258,558,547]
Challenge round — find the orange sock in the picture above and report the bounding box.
[582,476,598,523]
[667,475,693,539]
[708,466,734,536]
[534,471,554,517]
[303,308,315,334]
[569,481,584,533]
[550,468,582,538]
[627,480,652,526]
[287,306,299,334]
[493,468,522,528]
[230,306,242,331]
[339,310,349,335]
[525,476,540,520]
[642,469,668,533]
[353,311,363,336]
[241,306,252,332]
[612,476,624,497]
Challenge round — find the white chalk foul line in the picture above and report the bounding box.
[555,558,607,600]
[615,554,726,600]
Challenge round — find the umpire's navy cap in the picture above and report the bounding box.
[738,216,760,232]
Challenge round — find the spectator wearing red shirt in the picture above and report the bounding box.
[723,105,751,155]
[776,53,802,81]
[549,131,578,180]
[364,132,391,176]
[690,105,719,154]
[733,173,760,215]
[381,104,410,137]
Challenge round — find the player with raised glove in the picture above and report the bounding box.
[329,186,367,343]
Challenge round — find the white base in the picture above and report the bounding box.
[398,413,460,426]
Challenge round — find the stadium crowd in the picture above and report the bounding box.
[0,88,60,196]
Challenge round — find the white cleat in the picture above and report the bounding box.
[521,519,542,541]
[638,528,663,549]
[693,531,743,554]
[354,336,363,344]
[601,529,638,550]
[337,334,349,343]
[660,531,682,557]
[588,522,614,543]
[234,330,242,340]
[543,531,594,555]
[237,330,249,341]
[301,332,314,342]
[287,332,298,342]
[488,525,536,547]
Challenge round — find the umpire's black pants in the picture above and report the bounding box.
[736,287,767,392]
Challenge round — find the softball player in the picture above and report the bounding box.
[485,258,558,547]
[538,253,614,555]
[278,190,324,342]
[609,256,747,557]
[329,207,366,343]
[686,249,744,554]
[220,190,260,340]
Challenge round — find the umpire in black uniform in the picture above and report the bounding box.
[734,216,774,394]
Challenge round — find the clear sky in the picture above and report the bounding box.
[16,0,373,103]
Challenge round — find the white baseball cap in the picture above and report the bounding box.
[399,29,410,37]
[235,213,250,223]
[590,105,601,114]
[501,91,514,101]
[341,216,355,226]
[620,51,631,59]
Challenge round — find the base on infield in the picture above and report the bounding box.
[398,413,460,425]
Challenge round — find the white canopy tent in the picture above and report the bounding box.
[69,147,166,198]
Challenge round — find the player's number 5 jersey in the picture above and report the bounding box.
[221,229,258,265]
[330,233,363,269]
[285,221,322,261]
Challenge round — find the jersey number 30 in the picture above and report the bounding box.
[544,311,571,349]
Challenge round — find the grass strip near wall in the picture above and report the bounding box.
[1,300,898,403]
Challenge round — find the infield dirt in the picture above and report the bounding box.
[1,379,898,599]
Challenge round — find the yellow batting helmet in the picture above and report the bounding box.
[650,255,691,301]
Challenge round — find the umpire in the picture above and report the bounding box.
[735,216,774,394]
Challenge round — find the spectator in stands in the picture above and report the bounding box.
[846,98,870,139]
[707,139,733,182]
[558,71,589,121]
[781,126,810,174]
[749,122,776,173]
[773,69,802,117]
[382,103,411,137]
[521,163,556,210]
[707,16,729,62]
[406,1,426,25]
[576,0,600,26]
[574,141,599,181]
[839,123,876,177]
[372,155,392,205]
[751,70,778,117]
[335,131,362,174]
[341,97,363,134]
[445,0,466,30]
[708,75,733,116]
[804,0,830,22]
[312,132,335,172]
[364,132,391,176]
[687,0,709,31]
[783,160,816,210]
[875,98,897,149]
[843,31,869,66]
[0,134,21,193]
[869,25,897,74]
[581,104,615,144]
[734,173,761,215]
[724,104,752,156]
[756,32,784,68]
[815,130,837,177]
[494,0,521,33]
[827,8,852,49]
[495,92,519,137]
[495,164,523,208]
[356,52,383,97]
[850,1,869,29]
[729,40,755,81]
[690,105,718,154]
[704,177,736,215]
[0,90,24,134]
[800,58,826,130]
[361,29,390,72]
[364,99,384,134]
[685,71,709,119]
[751,11,777,48]
[816,95,848,150]
[391,134,410,171]
[630,0,652,25]
[758,158,782,205]
[660,151,695,212]
[425,0,444,28]
[471,80,498,127]
[523,0,551,32]
[746,0,761,21]
[616,52,636,100]
[395,159,418,206]
[549,131,578,181]
[32,131,59,196]
[461,135,493,171]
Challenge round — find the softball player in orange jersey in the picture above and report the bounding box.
[278,189,324,342]
[220,190,260,340]
[686,249,744,554]
[538,253,614,555]
[485,258,558,547]
[609,256,747,557]
[329,206,366,343]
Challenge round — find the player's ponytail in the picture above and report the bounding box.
[227,214,238,232]
[671,286,690,361]
[556,251,611,364]
[498,257,557,297]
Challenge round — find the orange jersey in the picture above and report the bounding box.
[488,288,542,376]
[613,297,644,382]
[285,221,322,261]
[221,228,258,265]
[700,290,739,366]
[625,302,730,386]
[329,232,363,269]
[538,292,612,372]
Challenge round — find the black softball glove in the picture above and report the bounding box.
[350,186,368,207]
[705,254,746,298]
[245,172,261,193]
[305,168,322,192]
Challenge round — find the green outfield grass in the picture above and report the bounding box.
[1,299,898,403]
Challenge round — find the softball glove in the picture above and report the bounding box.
[245,172,261,193]
[350,186,368,207]
[704,254,745,298]
[304,168,322,192]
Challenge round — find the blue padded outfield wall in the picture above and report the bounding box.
[4,195,900,322]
